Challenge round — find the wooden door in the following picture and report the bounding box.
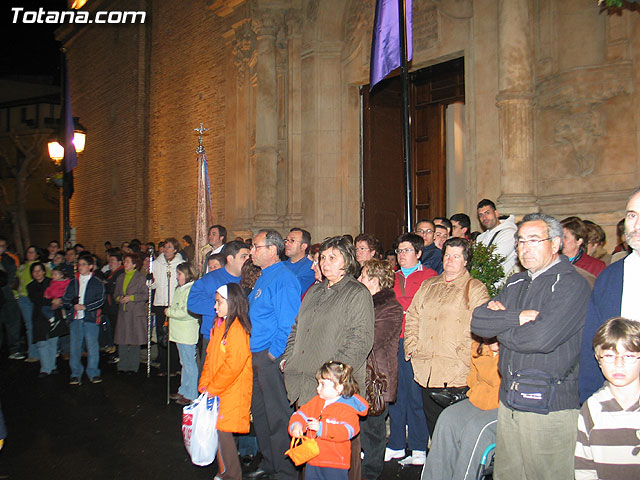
[361,78,405,251]
[412,102,445,222]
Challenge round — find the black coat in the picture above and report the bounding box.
[27,278,52,343]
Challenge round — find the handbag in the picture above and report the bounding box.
[428,383,469,408]
[285,435,320,466]
[365,350,387,416]
[182,393,219,466]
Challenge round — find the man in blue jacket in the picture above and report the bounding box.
[282,227,315,294]
[187,240,249,367]
[579,186,640,402]
[248,229,301,480]
[62,254,105,385]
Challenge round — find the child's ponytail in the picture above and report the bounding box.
[315,361,360,397]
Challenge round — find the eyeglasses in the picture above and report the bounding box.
[284,238,300,244]
[516,237,551,248]
[395,248,415,255]
[598,353,640,365]
[416,229,433,235]
[250,244,269,251]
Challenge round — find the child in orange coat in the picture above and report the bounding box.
[289,361,369,480]
[198,283,252,480]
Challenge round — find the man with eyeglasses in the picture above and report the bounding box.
[187,240,250,371]
[472,213,591,480]
[579,186,640,402]
[414,219,442,273]
[282,227,315,293]
[476,199,518,281]
[247,229,301,480]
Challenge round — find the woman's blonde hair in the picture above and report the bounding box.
[361,259,395,290]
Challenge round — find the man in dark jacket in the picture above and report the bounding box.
[579,186,640,402]
[0,237,23,360]
[62,254,105,385]
[471,213,590,480]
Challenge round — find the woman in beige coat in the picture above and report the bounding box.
[404,237,490,435]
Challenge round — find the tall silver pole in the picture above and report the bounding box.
[166,265,172,405]
[146,247,154,378]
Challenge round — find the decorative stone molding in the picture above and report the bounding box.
[538,190,634,215]
[432,0,473,19]
[413,4,440,52]
[537,63,633,110]
[553,109,603,177]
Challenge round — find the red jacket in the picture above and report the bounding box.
[289,394,369,469]
[393,265,437,337]
[198,318,253,433]
[574,252,606,278]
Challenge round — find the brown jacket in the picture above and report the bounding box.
[404,270,490,388]
[369,288,403,403]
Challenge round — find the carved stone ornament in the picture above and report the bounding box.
[231,21,256,77]
[553,109,603,177]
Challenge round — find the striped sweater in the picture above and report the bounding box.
[575,383,640,479]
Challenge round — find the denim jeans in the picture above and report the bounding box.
[37,337,59,374]
[17,295,38,358]
[70,319,100,379]
[177,343,198,400]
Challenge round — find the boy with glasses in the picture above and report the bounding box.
[575,317,640,478]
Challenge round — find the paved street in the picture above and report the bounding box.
[0,351,421,480]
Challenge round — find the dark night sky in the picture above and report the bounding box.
[1,1,69,81]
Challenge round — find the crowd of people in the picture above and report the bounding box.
[0,188,639,480]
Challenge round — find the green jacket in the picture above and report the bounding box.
[167,281,199,345]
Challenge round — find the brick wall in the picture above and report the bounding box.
[64,0,227,252]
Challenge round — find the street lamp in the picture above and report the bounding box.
[47,118,86,162]
[47,117,86,248]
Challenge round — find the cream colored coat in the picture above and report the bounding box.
[404,270,490,388]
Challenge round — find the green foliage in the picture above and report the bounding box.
[470,242,505,298]
[599,0,640,8]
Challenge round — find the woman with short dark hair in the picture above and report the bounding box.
[282,235,375,478]
[114,253,149,373]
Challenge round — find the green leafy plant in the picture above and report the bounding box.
[470,242,505,297]
[599,0,640,8]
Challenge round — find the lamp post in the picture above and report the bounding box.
[47,118,86,248]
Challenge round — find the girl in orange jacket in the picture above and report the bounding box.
[198,283,252,480]
[289,361,369,480]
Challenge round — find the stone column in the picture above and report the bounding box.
[253,11,281,227]
[496,0,537,214]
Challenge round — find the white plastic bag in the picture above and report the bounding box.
[182,392,219,466]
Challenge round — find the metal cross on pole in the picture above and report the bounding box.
[194,122,209,154]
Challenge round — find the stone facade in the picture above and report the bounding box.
[59,0,639,251]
